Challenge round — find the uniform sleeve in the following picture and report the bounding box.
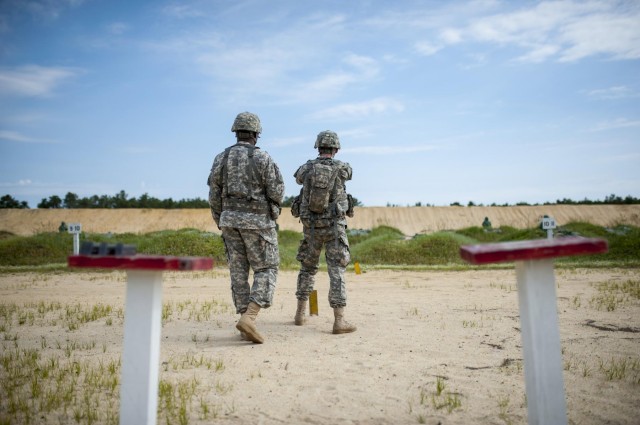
[207,153,224,227]
[335,161,352,217]
[294,163,309,185]
[264,157,285,205]
[340,162,353,182]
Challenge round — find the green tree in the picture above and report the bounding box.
[0,194,29,209]
[113,190,131,208]
[63,192,79,208]
[37,195,62,208]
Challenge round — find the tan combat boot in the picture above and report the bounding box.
[236,302,264,344]
[294,299,307,326]
[332,307,357,334]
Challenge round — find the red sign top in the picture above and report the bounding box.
[460,237,608,265]
[68,255,214,271]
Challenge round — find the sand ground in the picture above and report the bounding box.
[1,267,639,424]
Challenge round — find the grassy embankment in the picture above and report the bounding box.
[0,222,638,272]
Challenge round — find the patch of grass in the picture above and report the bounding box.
[456,225,542,243]
[0,222,638,270]
[277,229,302,269]
[599,356,640,383]
[589,279,640,311]
[0,301,229,425]
[0,232,76,266]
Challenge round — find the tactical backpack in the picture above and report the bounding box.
[306,162,341,214]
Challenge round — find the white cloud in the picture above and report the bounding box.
[106,22,129,35]
[440,1,640,63]
[146,12,380,104]
[596,152,640,163]
[0,65,80,97]
[342,145,437,155]
[587,86,639,100]
[161,3,204,19]
[414,41,442,56]
[439,28,463,44]
[6,0,86,21]
[343,53,378,78]
[515,44,561,63]
[558,12,640,61]
[0,179,32,187]
[268,136,307,148]
[310,98,404,120]
[120,146,155,155]
[589,118,640,132]
[0,130,58,143]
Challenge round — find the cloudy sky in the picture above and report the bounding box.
[1,0,639,207]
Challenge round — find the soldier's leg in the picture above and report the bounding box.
[242,228,280,309]
[326,228,356,334]
[221,227,251,314]
[325,227,351,308]
[295,226,324,301]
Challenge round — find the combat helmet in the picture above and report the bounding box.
[314,130,340,149]
[231,112,262,134]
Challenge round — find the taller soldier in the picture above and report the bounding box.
[208,112,284,344]
[291,130,357,334]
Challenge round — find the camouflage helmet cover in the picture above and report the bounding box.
[314,130,340,149]
[231,112,262,134]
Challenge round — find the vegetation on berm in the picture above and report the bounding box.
[1,192,639,209]
[0,222,638,271]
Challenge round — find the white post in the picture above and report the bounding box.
[541,216,556,240]
[515,259,567,425]
[67,223,82,255]
[119,270,164,425]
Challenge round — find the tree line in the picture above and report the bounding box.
[1,192,638,209]
[1,191,209,209]
[0,191,364,209]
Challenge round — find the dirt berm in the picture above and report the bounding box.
[2,205,639,236]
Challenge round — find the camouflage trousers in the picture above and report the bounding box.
[221,227,279,314]
[295,223,350,308]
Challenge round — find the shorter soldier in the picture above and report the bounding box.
[291,130,356,334]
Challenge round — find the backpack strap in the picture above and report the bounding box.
[328,164,341,210]
[221,146,234,199]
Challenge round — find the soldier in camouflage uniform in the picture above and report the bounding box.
[207,112,284,344]
[292,130,357,334]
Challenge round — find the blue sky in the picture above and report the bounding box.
[1,0,639,208]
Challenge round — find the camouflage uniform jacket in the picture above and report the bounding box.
[294,157,352,227]
[208,142,284,229]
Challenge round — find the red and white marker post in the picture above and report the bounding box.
[460,237,607,425]
[68,254,214,425]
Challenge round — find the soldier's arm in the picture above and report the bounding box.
[294,163,310,185]
[207,154,224,227]
[265,158,285,205]
[340,162,353,182]
[336,162,352,217]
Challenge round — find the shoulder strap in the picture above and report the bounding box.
[221,146,234,198]
[329,164,341,201]
[246,146,264,189]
